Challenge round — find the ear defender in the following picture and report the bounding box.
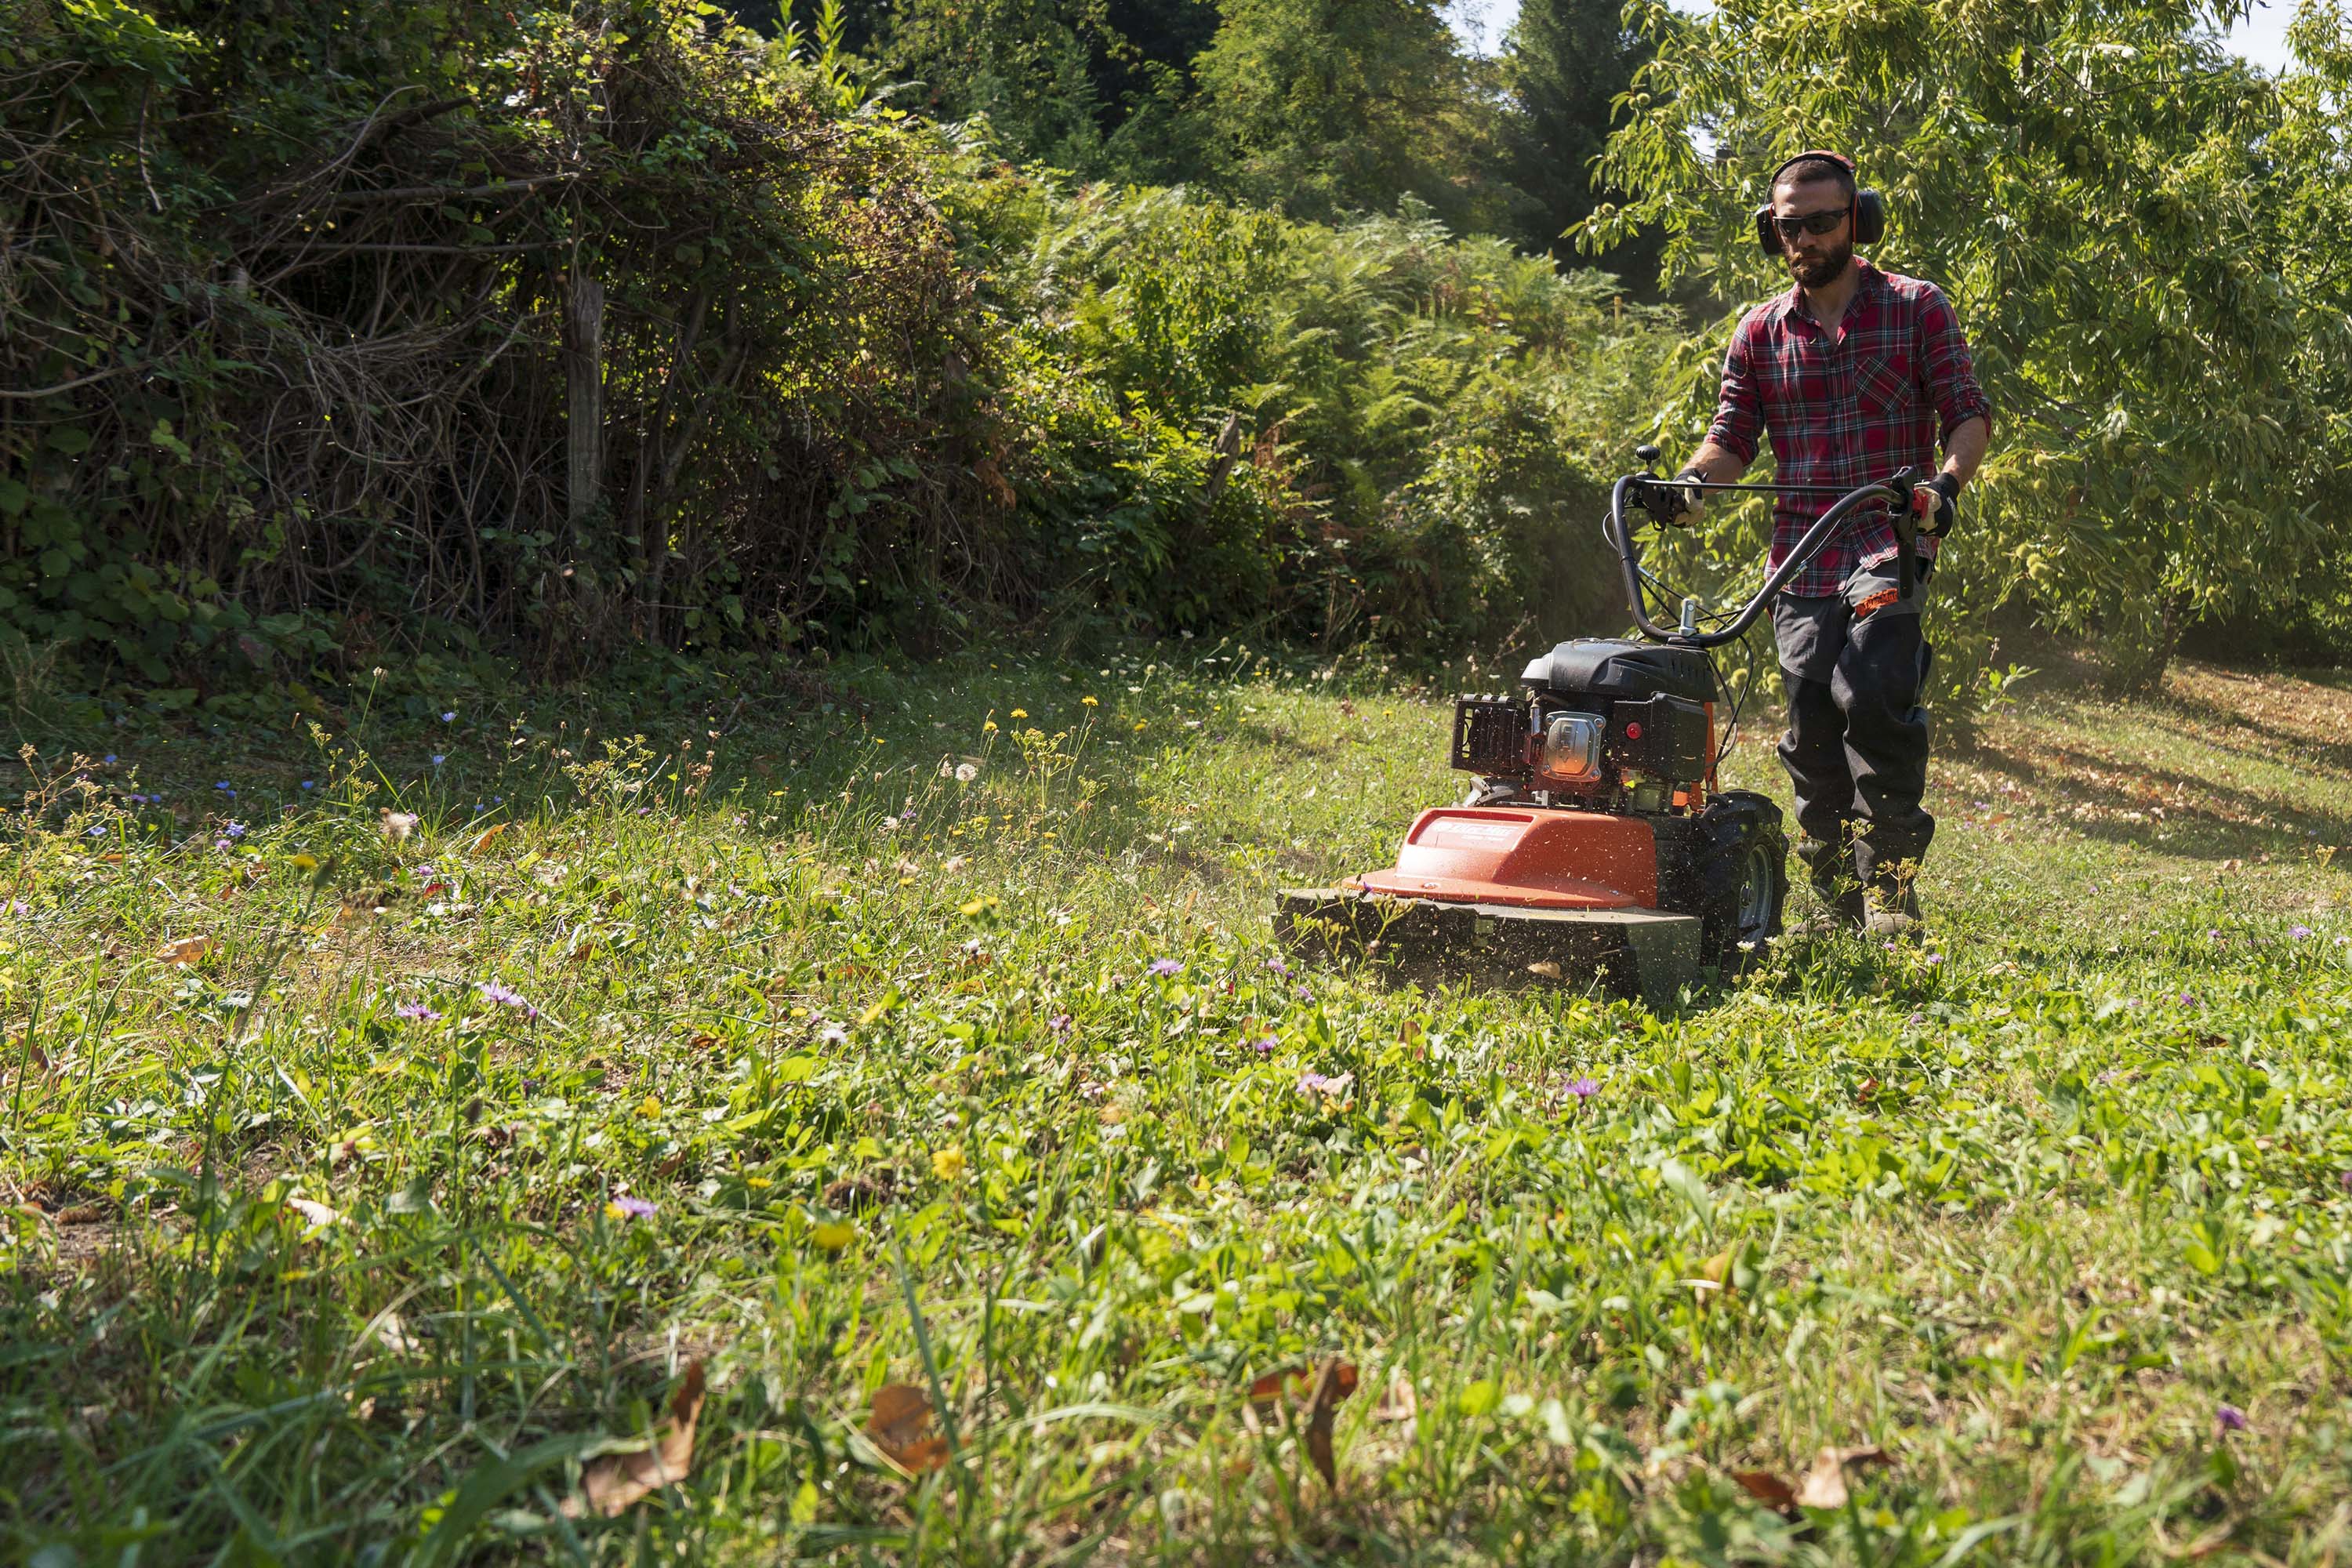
[1753,150,1885,256]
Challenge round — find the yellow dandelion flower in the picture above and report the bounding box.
[984,720,998,732]
[1011,708,1029,719]
[637,1094,661,1118]
[1081,695,1098,706]
[931,1146,967,1180]
[811,1218,855,1251]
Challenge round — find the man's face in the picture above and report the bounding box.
[1773,176,1854,289]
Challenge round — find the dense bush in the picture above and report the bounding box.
[0,0,1679,693]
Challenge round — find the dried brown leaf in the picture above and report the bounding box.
[1734,1468,1798,1513]
[1794,1443,1893,1510]
[155,935,214,966]
[468,824,506,855]
[1301,1359,1359,1490]
[868,1381,951,1475]
[566,1360,707,1518]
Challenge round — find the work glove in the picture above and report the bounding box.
[1912,472,1961,536]
[1668,468,1708,526]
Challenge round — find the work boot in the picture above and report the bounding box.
[1864,880,1924,941]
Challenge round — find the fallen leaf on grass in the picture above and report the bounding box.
[1734,1469,1799,1512]
[468,824,506,855]
[1302,1359,1358,1490]
[564,1360,707,1518]
[285,1196,343,1229]
[868,1383,952,1475]
[1794,1444,1893,1510]
[155,936,214,965]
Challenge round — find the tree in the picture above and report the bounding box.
[1192,0,1509,230]
[1497,0,1657,281]
[1585,0,2339,691]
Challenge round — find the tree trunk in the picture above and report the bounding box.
[562,267,605,626]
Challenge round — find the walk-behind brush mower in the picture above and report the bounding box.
[1276,451,1923,1007]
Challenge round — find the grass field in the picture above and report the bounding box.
[4,647,2350,1565]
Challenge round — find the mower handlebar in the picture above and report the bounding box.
[1605,466,1918,649]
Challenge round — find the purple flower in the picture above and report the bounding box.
[299,780,314,791]
[2339,1169,2352,1193]
[1925,952,1944,966]
[103,754,117,764]
[2180,992,2198,1006]
[85,824,105,837]
[2217,1403,2249,1433]
[430,754,446,768]
[1298,1069,1354,1097]
[1564,1076,1600,1100]
[1253,1036,1277,1054]
[1265,956,1289,976]
[1049,1013,1073,1036]
[1149,958,1183,978]
[8,900,27,916]
[441,711,456,723]
[2289,924,2313,940]
[2209,928,2223,941]
[477,980,536,1018]
[215,782,234,792]
[608,1195,657,1221]
[224,822,245,840]
[395,1001,442,1022]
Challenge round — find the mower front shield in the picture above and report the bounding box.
[1274,887,1700,1011]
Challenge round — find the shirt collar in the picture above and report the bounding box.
[1773,258,1884,326]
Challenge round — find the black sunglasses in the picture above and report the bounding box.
[1770,206,1851,242]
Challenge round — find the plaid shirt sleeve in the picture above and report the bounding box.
[1915,284,1991,446]
[1704,310,1766,464]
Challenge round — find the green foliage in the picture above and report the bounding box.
[1498,0,1659,278]
[996,187,1682,648]
[1589,0,2352,691]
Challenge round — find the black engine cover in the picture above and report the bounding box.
[1521,639,1717,705]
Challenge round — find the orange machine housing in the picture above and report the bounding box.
[1348,808,1658,910]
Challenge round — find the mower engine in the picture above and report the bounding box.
[1454,639,1719,814]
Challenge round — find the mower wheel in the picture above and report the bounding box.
[1694,790,1788,974]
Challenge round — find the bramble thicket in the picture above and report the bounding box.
[2,0,2347,706]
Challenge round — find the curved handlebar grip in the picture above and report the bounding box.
[1606,468,1915,648]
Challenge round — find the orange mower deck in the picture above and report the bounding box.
[1277,807,1702,1007]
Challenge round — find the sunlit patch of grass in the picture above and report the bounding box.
[2,652,2349,1563]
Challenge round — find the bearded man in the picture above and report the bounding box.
[1671,151,1991,937]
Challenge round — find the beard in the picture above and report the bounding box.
[1788,238,1854,289]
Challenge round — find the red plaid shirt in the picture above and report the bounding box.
[1706,261,1991,598]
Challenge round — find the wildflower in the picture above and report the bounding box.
[1081,695,1098,706]
[8,900,27,916]
[2208,928,2223,940]
[1050,1013,1073,1035]
[394,1002,442,1022]
[1011,708,1029,719]
[2289,924,2313,939]
[1564,1076,1601,1100]
[2340,1169,2352,1192]
[1925,951,1944,965]
[85,824,105,838]
[430,754,446,767]
[2216,1403,2249,1433]
[103,753,117,764]
[1254,1036,1277,1054]
[477,979,533,1015]
[954,762,978,783]
[1149,957,1183,977]
[819,1022,848,1045]
[2180,992,2198,1005]
[931,1146,967,1180]
[983,720,997,732]
[1298,1069,1355,1098]
[225,822,245,840]
[441,711,456,723]
[1265,956,1289,976]
[299,780,314,790]
[604,1196,657,1221]
[215,781,233,792]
